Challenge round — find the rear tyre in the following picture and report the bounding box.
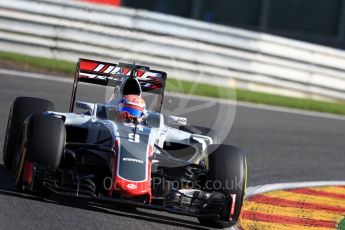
[3,97,55,169]
[12,114,65,188]
[198,144,247,228]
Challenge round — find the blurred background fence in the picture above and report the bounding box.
[121,0,345,50]
[1,0,345,101]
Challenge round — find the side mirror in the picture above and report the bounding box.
[146,112,164,128]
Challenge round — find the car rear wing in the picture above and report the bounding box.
[69,58,167,112]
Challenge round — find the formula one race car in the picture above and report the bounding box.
[3,59,247,228]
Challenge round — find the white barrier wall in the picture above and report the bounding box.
[1,0,345,101]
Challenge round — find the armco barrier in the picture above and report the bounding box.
[0,0,345,101]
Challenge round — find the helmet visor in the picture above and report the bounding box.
[118,105,144,118]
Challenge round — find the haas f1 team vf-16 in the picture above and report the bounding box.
[3,59,247,228]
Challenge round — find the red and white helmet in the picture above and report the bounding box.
[117,95,146,121]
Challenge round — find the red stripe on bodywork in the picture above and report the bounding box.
[122,68,130,75]
[229,194,236,220]
[99,64,109,73]
[289,188,345,200]
[248,194,345,213]
[22,161,34,185]
[80,60,99,71]
[136,70,144,77]
[241,211,336,228]
[112,141,152,202]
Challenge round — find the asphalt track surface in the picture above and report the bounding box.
[1,72,345,229]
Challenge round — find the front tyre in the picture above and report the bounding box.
[198,144,247,228]
[13,114,65,189]
[3,97,55,169]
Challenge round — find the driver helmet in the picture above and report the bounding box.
[117,95,146,122]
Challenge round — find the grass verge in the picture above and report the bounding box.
[0,51,75,74]
[166,79,345,115]
[1,51,345,115]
